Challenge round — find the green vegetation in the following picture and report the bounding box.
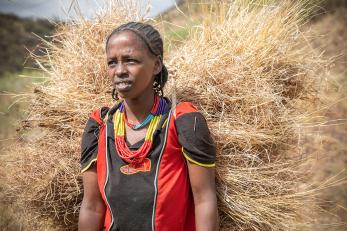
[0,69,46,91]
[0,13,54,146]
[0,13,55,75]
[0,70,46,146]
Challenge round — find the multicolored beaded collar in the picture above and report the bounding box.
[113,96,167,165]
[124,95,160,130]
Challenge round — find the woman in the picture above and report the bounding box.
[78,22,218,231]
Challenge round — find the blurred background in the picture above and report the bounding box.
[0,0,346,230]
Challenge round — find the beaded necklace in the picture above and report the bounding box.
[113,96,167,165]
[124,95,159,130]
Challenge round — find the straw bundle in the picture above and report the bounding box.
[166,1,325,230]
[1,0,326,230]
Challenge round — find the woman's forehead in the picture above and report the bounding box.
[107,31,148,55]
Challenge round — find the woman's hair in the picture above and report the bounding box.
[106,22,168,96]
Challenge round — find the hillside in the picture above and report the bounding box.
[0,13,55,75]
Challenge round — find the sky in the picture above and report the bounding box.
[0,0,178,20]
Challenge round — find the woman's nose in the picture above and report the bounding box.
[115,63,127,77]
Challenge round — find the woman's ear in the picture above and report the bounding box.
[153,57,162,75]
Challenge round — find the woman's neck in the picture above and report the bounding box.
[123,91,155,123]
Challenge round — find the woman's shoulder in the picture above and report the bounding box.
[173,101,216,167]
[89,106,110,124]
[174,101,200,118]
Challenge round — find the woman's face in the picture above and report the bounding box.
[106,31,161,100]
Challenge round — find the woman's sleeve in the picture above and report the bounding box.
[175,103,216,167]
[80,118,100,173]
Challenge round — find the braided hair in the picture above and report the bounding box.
[106,22,168,97]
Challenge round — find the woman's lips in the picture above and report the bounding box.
[115,81,132,92]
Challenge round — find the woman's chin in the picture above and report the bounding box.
[117,90,135,100]
[115,84,154,100]
[115,86,133,98]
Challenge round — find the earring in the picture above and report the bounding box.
[153,75,163,96]
[112,88,118,100]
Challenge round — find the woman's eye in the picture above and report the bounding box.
[126,59,137,64]
[108,61,116,67]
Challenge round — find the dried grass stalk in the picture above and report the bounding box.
[1,0,327,230]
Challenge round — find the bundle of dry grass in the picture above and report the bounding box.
[1,0,327,230]
[167,1,326,230]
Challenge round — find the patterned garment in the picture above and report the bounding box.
[81,98,216,231]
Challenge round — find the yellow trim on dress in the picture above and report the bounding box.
[81,158,97,173]
[182,148,215,168]
[161,118,168,128]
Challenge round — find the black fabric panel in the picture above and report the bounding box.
[107,103,122,123]
[100,106,110,118]
[176,112,216,165]
[126,138,145,151]
[80,118,99,170]
[102,100,171,230]
[80,107,109,171]
[106,113,170,231]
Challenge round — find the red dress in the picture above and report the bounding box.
[81,100,216,231]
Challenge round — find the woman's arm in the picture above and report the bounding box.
[78,165,106,231]
[187,162,219,231]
